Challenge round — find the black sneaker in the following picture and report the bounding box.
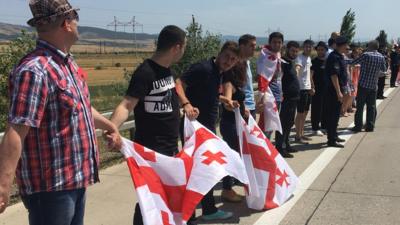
[286,147,298,153]
[365,128,374,132]
[327,142,344,148]
[279,150,294,158]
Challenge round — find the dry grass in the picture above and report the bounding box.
[85,68,129,85]
[74,53,152,86]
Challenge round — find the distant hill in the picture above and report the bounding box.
[0,22,157,42]
[0,22,272,47]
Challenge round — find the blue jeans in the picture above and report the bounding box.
[21,189,86,225]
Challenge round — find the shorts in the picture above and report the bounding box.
[297,90,311,113]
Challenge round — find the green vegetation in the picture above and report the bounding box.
[172,16,222,76]
[0,30,36,131]
[340,9,356,43]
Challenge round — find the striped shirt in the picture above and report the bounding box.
[351,51,387,90]
[8,40,99,196]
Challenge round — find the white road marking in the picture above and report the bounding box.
[253,87,395,225]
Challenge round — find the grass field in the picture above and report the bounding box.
[75,52,152,86]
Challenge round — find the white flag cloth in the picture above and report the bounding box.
[234,109,298,210]
[120,116,248,225]
[256,46,283,134]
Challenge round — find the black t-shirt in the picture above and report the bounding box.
[325,50,348,93]
[126,59,180,155]
[221,69,246,123]
[281,56,300,100]
[311,57,326,92]
[181,58,222,131]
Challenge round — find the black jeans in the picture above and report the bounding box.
[391,67,399,86]
[22,189,86,225]
[354,86,377,130]
[311,90,324,131]
[377,76,385,97]
[325,90,342,144]
[275,99,298,150]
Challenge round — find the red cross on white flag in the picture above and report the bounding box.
[234,109,298,210]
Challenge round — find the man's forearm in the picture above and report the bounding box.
[91,107,117,131]
[0,126,26,188]
[175,78,190,105]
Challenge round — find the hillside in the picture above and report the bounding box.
[0,22,157,42]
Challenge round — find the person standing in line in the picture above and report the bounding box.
[218,34,255,203]
[240,34,258,118]
[349,44,362,108]
[310,41,328,136]
[275,41,301,158]
[341,46,354,117]
[175,41,240,221]
[256,32,284,139]
[0,1,122,224]
[390,45,400,87]
[109,25,199,225]
[219,59,248,203]
[350,40,387,133]
[294,40,314,143]
[324,36,349,148]
[376,46,390,99]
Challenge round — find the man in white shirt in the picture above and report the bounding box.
[295,40,314,143]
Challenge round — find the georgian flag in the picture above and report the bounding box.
[234,109,298,210]
[120,117,248,225]
[256,46,283,134]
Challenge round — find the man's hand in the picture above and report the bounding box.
[103,124,122,151]
[337,92,344,103]
[224,100,239,111]
[183,103,200,120]
[0,185,10,214]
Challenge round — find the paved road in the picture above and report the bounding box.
[1,86,400,225]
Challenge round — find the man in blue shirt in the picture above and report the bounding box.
[351,40,387,132]
[238,34,257,118]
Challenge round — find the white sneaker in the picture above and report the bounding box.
[313,130,324,136]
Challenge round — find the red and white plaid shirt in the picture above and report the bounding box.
[8,40,99,196]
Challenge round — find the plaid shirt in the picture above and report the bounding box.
[351,51,387,90]
[8,40,99,196]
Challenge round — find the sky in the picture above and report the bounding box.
[1,0,399,42]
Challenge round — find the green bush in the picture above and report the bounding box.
[94,63,103,70]
[0,31,36,131]
[172,16,222,77]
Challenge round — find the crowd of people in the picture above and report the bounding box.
[0,0,398,225]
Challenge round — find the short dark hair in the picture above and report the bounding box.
[286,41,300,50]
[269,32,284,44]
[315,41,328,51]
[156,25,186,52]
[220,41,240,55]
[238,34,256,46]
[368,40,379,51]
[303,39,314,46]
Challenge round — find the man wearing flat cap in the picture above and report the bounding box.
[324,36,349,148]
[0,0,122,224]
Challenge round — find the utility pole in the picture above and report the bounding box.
[127,16,143,56]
